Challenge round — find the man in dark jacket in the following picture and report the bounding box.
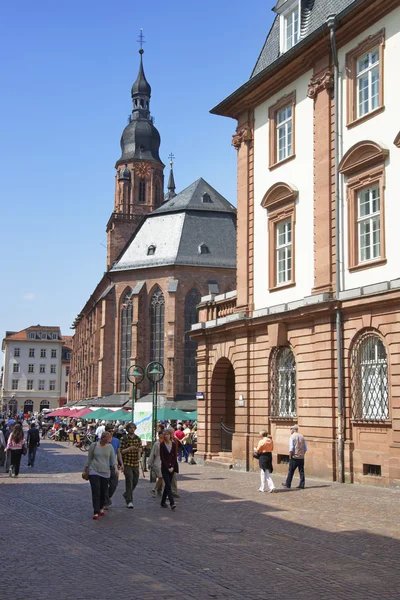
[27,422,40,467]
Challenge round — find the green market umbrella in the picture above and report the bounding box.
[108,409,132,422]
[156,408,197,421]
[80,408,105,420]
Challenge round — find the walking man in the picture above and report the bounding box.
[282,425,307,489]
[27,422,40,467]
[120,423,142,509]
[104,425,123,509]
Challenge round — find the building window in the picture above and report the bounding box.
[49,381,56,391]
[139,179,146,203]
[150,287,165,390]
[40,400,50,410]
[27,380,33,391]
[147,245,156,256]
[11,379,19,390]
[28,364,34,373]
[339,141,388,272]
[198,243,210,255]
[51,349,57,358]
[41,333,47,340]
[40,364,45,374]
[261,182,297,291]
[351,332,389,421]
[357,186,380,263]
[13,363,20,373]
[50,364,56,374]
[52,333,58,340]
[345,29,385,127]
[270,347,296,418]
[184,288,201,394]
[276,219,292,285]
[66,366,70,376]
[65,381,69,394]
[280,2,300,52]
[24,400,34,413]
[120,290,133,392]
[40,349,46,358]
[14,348,20,357]
[29,332,36,339]
[39,380,45,391]
[202,193,213,203]
[29,348,35,358]
[268,92,296,168]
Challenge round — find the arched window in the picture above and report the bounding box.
[270,347,296,417]
[24,400,34,414]
[351,332,389,421]
[120,291,133,392]
[8,397,17,415]
[40,400,50,411]
[139,179,146,203]
[184,288,201,394]
[150,287,165,390]
[198,243,210,254]
[202,193,212,203]
[147,245,156,256]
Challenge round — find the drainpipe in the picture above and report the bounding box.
[327,14,345,484]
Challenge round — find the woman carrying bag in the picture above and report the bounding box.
[83,431,117,520]
[254,430,276,493]
[5,423,26,478]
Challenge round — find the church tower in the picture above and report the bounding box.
[107,45,164,269]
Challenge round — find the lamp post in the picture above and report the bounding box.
[126,364,145,423]
[146,360,165,447]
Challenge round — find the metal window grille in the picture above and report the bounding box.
[120,291,133,392]
[184,288,201,394]
[351,333,389,421]
[150,288,165,391]
[270,347,296,417]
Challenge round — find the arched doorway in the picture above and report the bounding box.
[8,398,17,416]
[210,358,235,453]
[40,400,50,412]
[24,400,34,415]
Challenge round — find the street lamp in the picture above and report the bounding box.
[126,364,145,423]
[146,361,165,446]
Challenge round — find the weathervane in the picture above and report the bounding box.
[169,152,175,166]
[137,29,145,54]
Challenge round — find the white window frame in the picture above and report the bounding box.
[28,364,34,373]
[40,364,46,374]
[52,333,58,340]
[38,380,45,391]
[29,332,36,340]
[276,218,292,285]
[29,348,35,357]
[27,380,34,391]
[13,363,20,373]
[279,0,300,53]
[51,349,57,358]
[357,185,380,264]
[11,380,18,390]
[40,349,46,358]
[14,348,20,357]
[50,364,56,374]
[49,380,56,391]
[357,47,379,119]
[276,104,293,162]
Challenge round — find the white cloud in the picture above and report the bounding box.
[23,292,37,301]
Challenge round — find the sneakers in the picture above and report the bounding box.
[258,488,265,492]
[126,502,134,509]
[171,504,176,511]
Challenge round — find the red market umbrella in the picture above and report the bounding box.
[72,408,93,418]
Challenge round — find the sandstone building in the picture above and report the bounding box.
[69,50,236,407]
[192,0,400,486]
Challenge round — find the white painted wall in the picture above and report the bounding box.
[339,8,400,290]
[253,69,314,311]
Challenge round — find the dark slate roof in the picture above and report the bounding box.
[252,0,358,77]
[110,178,237,272]
[153,178,236,216]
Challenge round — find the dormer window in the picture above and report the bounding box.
[198,243,210,255]
[147,245,156,256]
[202,193,213,204]
[278,0,300,53]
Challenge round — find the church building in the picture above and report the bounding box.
[69,48,236,408]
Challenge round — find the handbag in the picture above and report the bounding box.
[253,451,260,459]
[82,442,95,480]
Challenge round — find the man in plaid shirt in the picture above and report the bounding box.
[120,423,142,508]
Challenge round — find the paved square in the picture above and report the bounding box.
[1,441,399,599]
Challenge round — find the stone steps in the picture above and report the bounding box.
[204,452,233,469]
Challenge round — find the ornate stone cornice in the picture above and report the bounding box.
[232,125,253,150]
[307,70,334,99]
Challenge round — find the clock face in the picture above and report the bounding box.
[135,162,152,178]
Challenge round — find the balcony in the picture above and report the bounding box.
[192,291,247,332]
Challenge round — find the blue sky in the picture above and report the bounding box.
[0,0,275,344]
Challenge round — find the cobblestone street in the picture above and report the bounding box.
[1,441,400,600]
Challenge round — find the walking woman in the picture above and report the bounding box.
[83,431,117,520]
[148,430,164,497]
[254,430,276,493]
[6,422,26,477]
[159,429,178,510]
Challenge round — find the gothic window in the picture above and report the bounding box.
[351,332,389,421]
[139,179,146,203]
[120,291,133,392]
[184,288,201,394]
[270,347,296,417]
[150,287,165,390]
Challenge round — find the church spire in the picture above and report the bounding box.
[165,154,176,201]
[131,30,151,120]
